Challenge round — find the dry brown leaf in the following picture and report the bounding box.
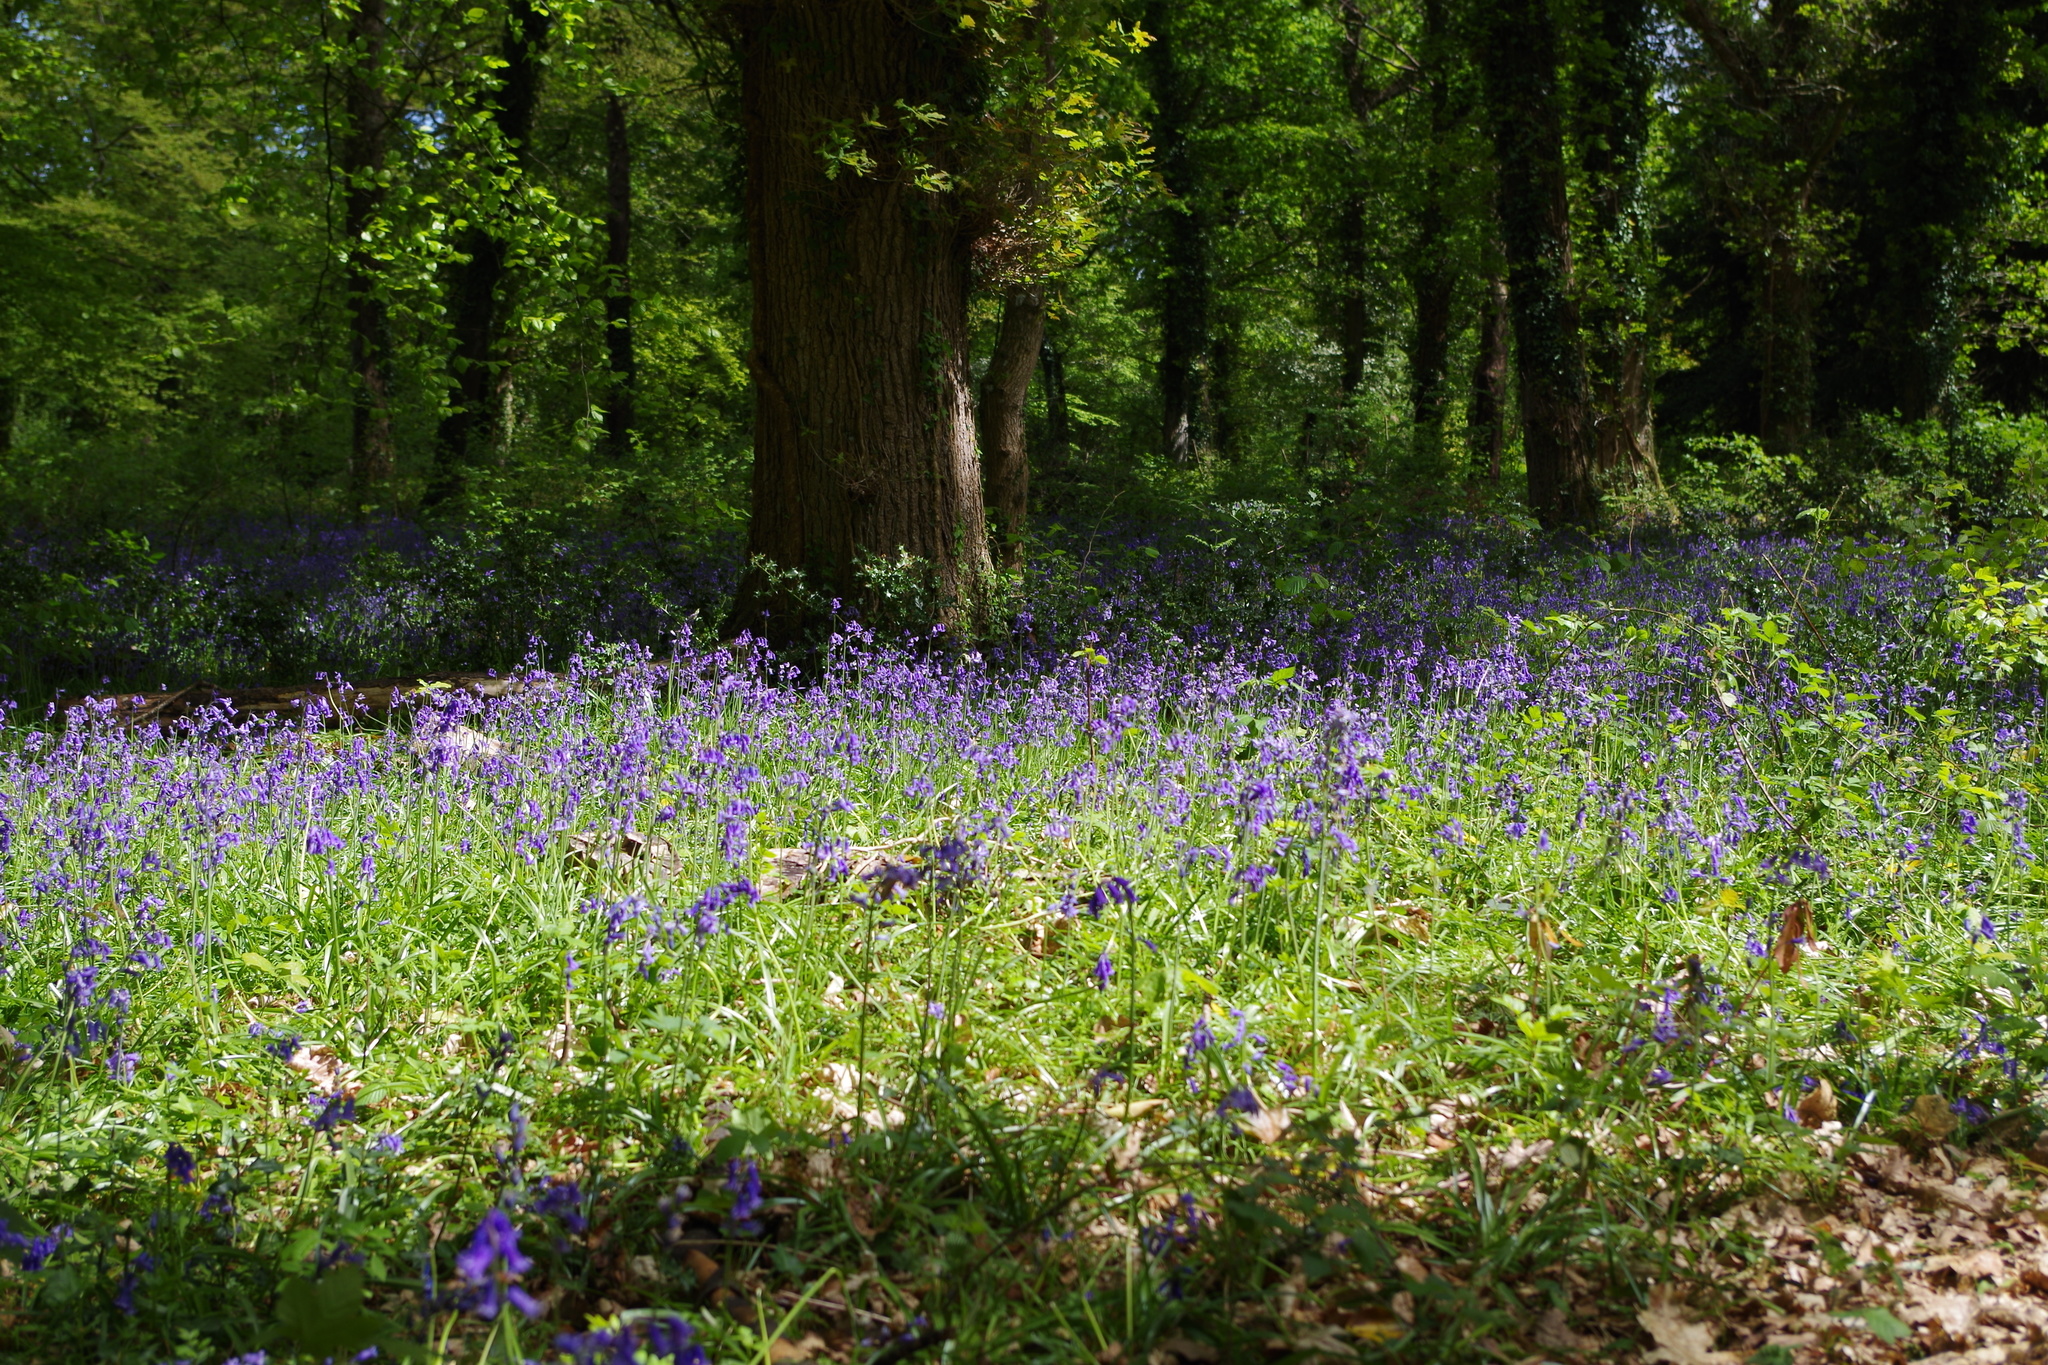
[286,1044,357,1096]
[1796,1077,1838,1128]
[2021,1257,2048,1296]
[1098,1098,1167,1122]
[767,1334,826,1363]
[1928,1248,2006,1286]
[1147,1337,1221,1364]
[1639,1296,1742,1365]
[1238,1105,1293,1144]
[1903,1290,1980,1342]
[409,724,508,769]
[564,828,683,879]
[1270,1323,1358,1360]
[1772,898,1815,974]
[760,847,814,898]
[1907,1094,1962,1146]
[1535,1307,1600,1353]
[1913,1348,2028,1365]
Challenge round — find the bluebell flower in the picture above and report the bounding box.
[1184,1008,1215,1065]
[725,1159,764,1233]
[454,1208,541,1321]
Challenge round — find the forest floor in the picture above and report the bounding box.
[1,525,2045,1364]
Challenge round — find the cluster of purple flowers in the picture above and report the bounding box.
[0,1218,69,1270]
[556,1315,707,1365]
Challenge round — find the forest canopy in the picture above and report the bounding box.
[4,0,2048,563]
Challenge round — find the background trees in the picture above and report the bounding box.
[3,0,2048,594]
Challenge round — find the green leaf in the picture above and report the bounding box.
[1831,1306,1910,1343]
[270,1267,407,1358]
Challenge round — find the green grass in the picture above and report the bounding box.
[1,583,2044,1363]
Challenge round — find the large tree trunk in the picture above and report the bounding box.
[602,90,636,462]
[725,1,992,645]
[980,286,1045,573]
[340,0,396,518]
[427,0,551,507]
[1478,0,1598,527]
[1145,0,1208,465]
[1469,271,1511,485]
[1575,0,1659,493]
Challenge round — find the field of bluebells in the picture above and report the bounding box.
[1,518,2045,1363]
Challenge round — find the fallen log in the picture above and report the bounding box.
[52,671,532,732]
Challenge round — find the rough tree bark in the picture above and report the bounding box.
[1469,269,1511,486]
[1144,0,1208,466]
[980,286,1045,573]
[428,0,551,507]
[1575,0,1660,494]
[1478,0,1598,527]
[340,0,396,517]
[602,90,636,461]
[724,0,993,644]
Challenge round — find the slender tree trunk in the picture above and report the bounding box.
[1758,247,1814,455]
[1470,271,1510,485]
[1407,0,1455,472]
[1332,0,1422,457]
[1410,260,1453,467]
[428,0,551,507]
[340,0,395,518]
[1210,298,1241,461]
[1040,339,1071,459]
[1146,0,1208,465]
[603,90,636,461]
[1673,1,1849,457]
[725,0,992,644]
[1478,0,1597,527]
[0,374,14,463]
[1337,195,1369,400]
[1575,0,1659,492]
[980,286,1045,573]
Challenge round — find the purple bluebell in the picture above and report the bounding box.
[453,1207,541,1320]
